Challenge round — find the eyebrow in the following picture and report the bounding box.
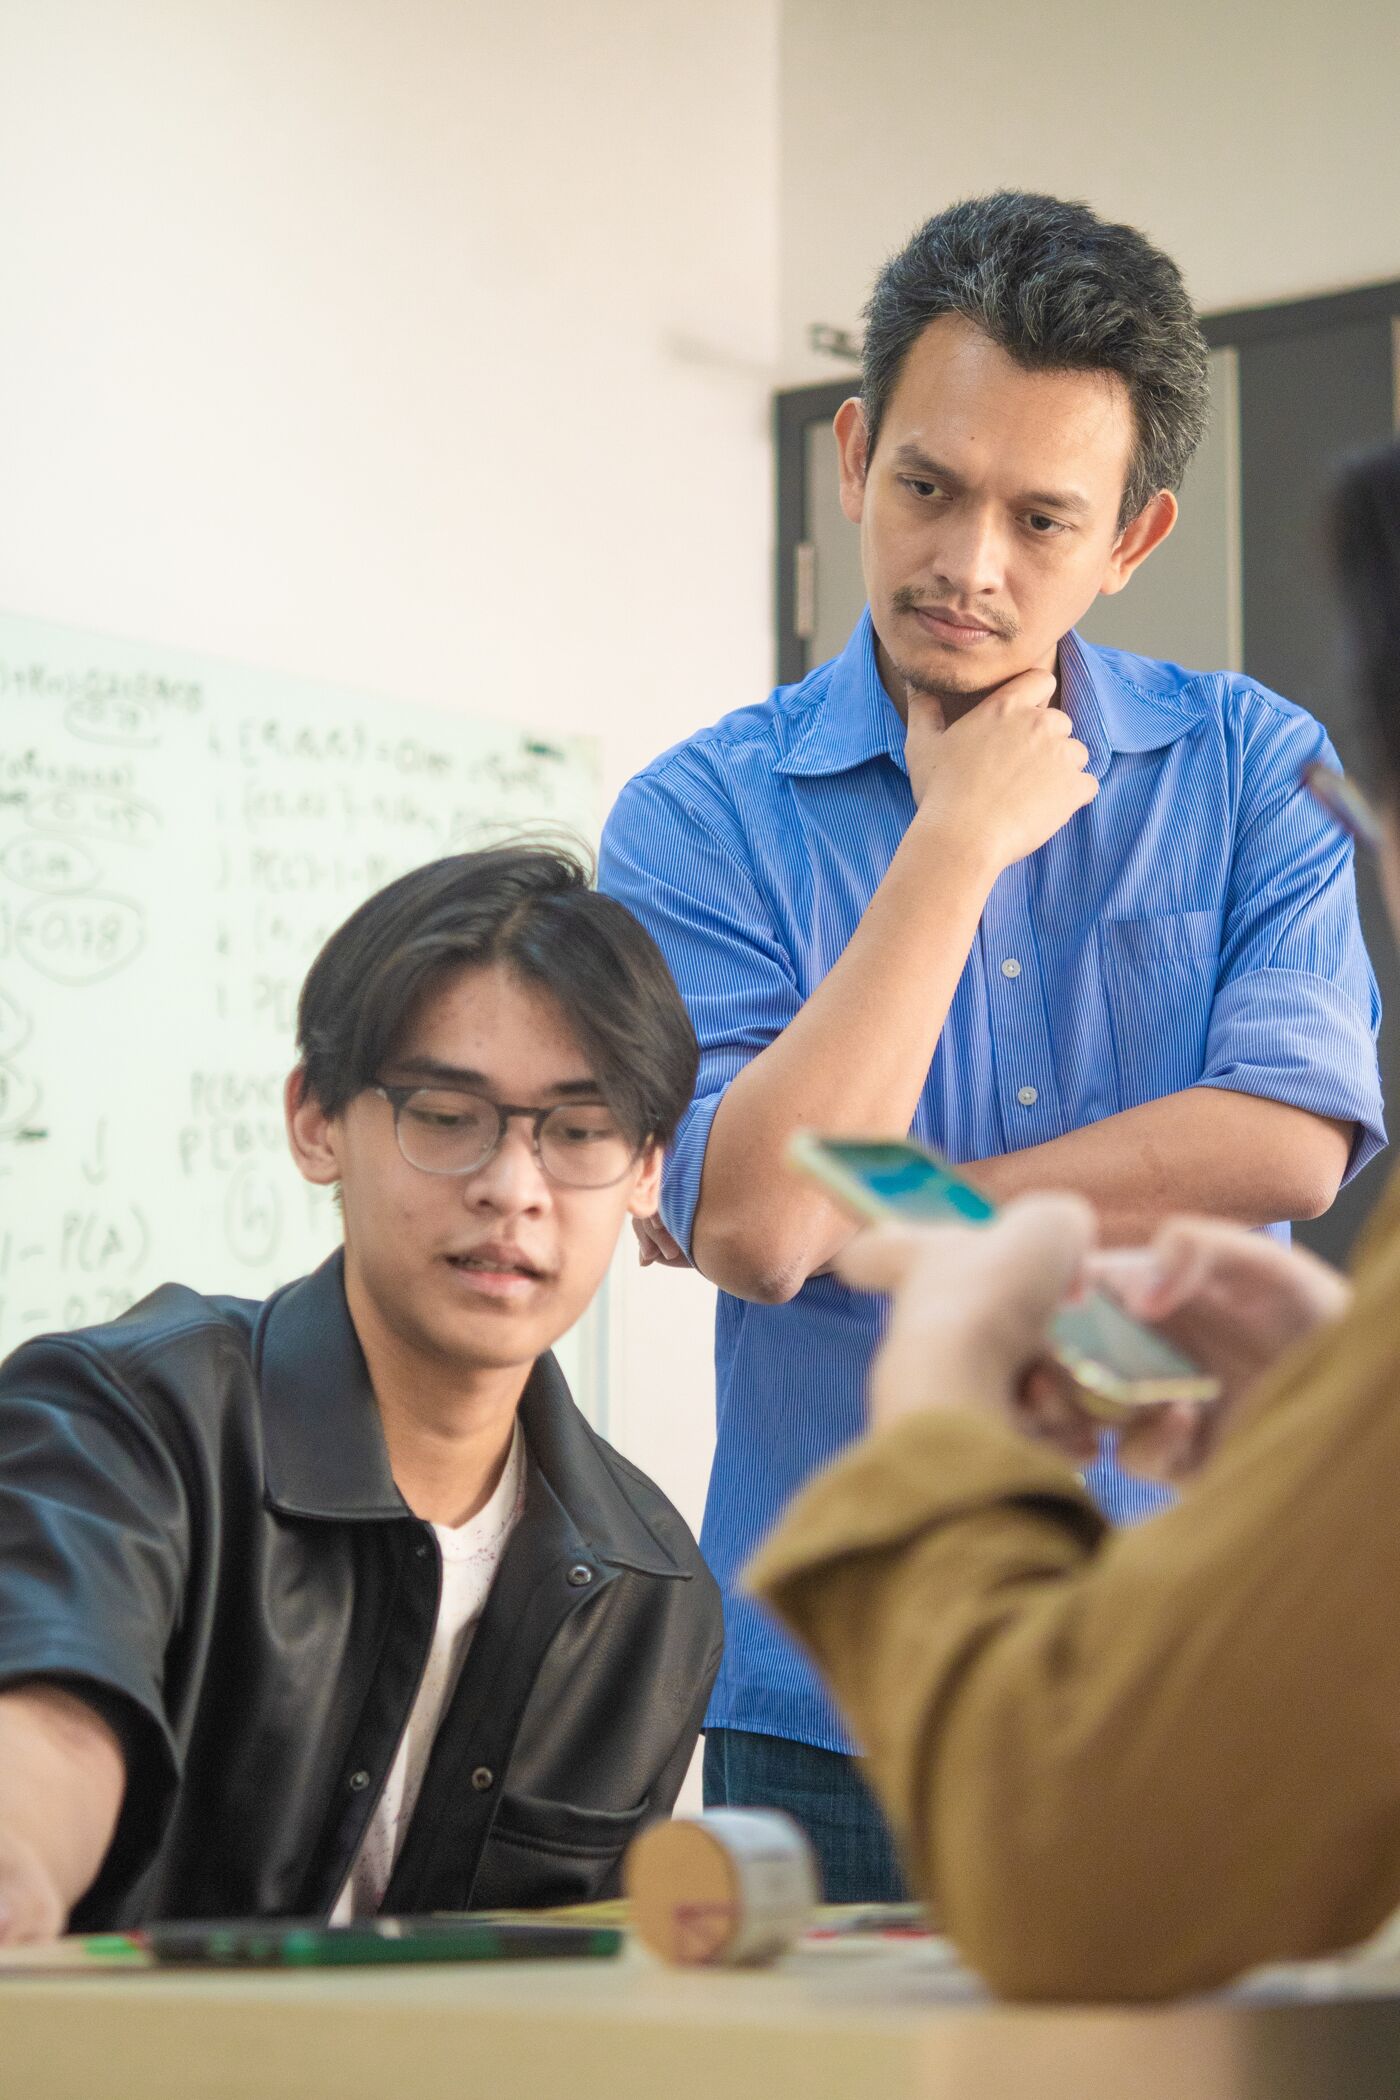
[890,442,1093,518]
[385,1057,602,1099]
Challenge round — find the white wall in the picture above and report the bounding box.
[0,2,782,1556]
[779,0,1400,381]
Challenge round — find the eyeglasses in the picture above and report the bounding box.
[1302,760,1383,851]
[372,1084,641,1189]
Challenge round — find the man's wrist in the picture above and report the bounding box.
[903,802,1003,890]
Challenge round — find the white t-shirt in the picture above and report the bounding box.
[331,1418,527,1922]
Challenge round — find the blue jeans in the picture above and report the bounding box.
[702,1729,909,1903]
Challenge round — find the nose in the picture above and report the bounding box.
[931,501,1005,599]
[460,1117,551,1213]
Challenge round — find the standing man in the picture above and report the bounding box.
[599,192,1383,1900]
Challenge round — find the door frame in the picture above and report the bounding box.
[773,276,1400,684]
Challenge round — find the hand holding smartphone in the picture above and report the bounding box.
[787,1131,1220,1424]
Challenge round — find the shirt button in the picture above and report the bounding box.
[349,1770,371,1792]
[1017,1086,1038,1107]
[471,1766,495,1792]
[566,1564,593,1588]
[1001,958,1022,978]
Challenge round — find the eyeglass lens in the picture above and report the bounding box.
[393,1088,635,1187]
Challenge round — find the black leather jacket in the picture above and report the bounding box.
[0,1252,722,1927]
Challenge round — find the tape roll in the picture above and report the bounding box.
[624,1809,821,1966]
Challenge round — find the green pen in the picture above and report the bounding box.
[81,1933,150,1964]
[140,1918,623,1967]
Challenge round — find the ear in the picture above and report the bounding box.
[626,1143,664,1219]
[1098,488,1178,597]
[833,397,871,525]
[285,1067,343,1188]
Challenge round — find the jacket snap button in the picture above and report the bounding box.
[349,1769,371,1792]
[471,1766,495,1792]
[566,1563,593,1587]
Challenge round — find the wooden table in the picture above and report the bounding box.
[6,1935,1400,2100]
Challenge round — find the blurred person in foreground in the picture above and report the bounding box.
[749,440,1400,2002]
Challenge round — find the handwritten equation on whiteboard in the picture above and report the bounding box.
[0,613,601,1397]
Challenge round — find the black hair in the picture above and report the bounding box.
[1331,439,1400,800]
[861,191,1211,527]
[296,844,698,1147]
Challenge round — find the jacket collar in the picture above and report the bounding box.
[254,1250,686,1577]
[775,611,1206,784]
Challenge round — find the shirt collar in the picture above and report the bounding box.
[776,609,908,778]
[254,1249,687,1575]
[1059,628,1209,778]
[775,613,1207,783]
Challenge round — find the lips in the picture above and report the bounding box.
[447,1251,541,1268]
[445,1245,547,1279]
[441,1245,554,1300]
[914,605,997,640]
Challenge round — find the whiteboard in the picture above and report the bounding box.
[0,611,606,1421]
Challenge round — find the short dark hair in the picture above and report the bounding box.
[297,844,698,1147]
[861,191,1210,527]
[1331,438,1400,799]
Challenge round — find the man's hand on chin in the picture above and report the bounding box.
[902,667,1097,871]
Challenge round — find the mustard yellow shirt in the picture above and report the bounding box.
[747,1170,1400,2002]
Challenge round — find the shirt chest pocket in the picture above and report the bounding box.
[1098,909,1221,1110]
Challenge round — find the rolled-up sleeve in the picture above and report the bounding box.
[0,1336,189,1901]
[599,767,801,1257]
[1202,706,1384,1178]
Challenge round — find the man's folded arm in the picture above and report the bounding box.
[600,768,997,1302]
[747,1251,1400,2000]
[974,1087,1356,1242]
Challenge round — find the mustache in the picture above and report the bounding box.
[892,588,1018,642]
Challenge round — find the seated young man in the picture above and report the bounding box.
[0,845,722,1940]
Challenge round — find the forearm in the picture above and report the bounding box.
[691,818,997,1300]
[975,1087,1352,1242]
[750,1267,1400,2000]
[0,1686,125,1935]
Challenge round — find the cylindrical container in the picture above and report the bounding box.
[623,1809,820,1967]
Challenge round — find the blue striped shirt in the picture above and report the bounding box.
[599,612,1384,1755]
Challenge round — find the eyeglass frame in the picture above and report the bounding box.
[1301,759,1384,852]
[370,1082,643,1188]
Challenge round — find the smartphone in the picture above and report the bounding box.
[788,1130,1220,1422]
[138,1917,623,1967]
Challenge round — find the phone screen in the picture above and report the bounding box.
[807,1140,996,1224]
